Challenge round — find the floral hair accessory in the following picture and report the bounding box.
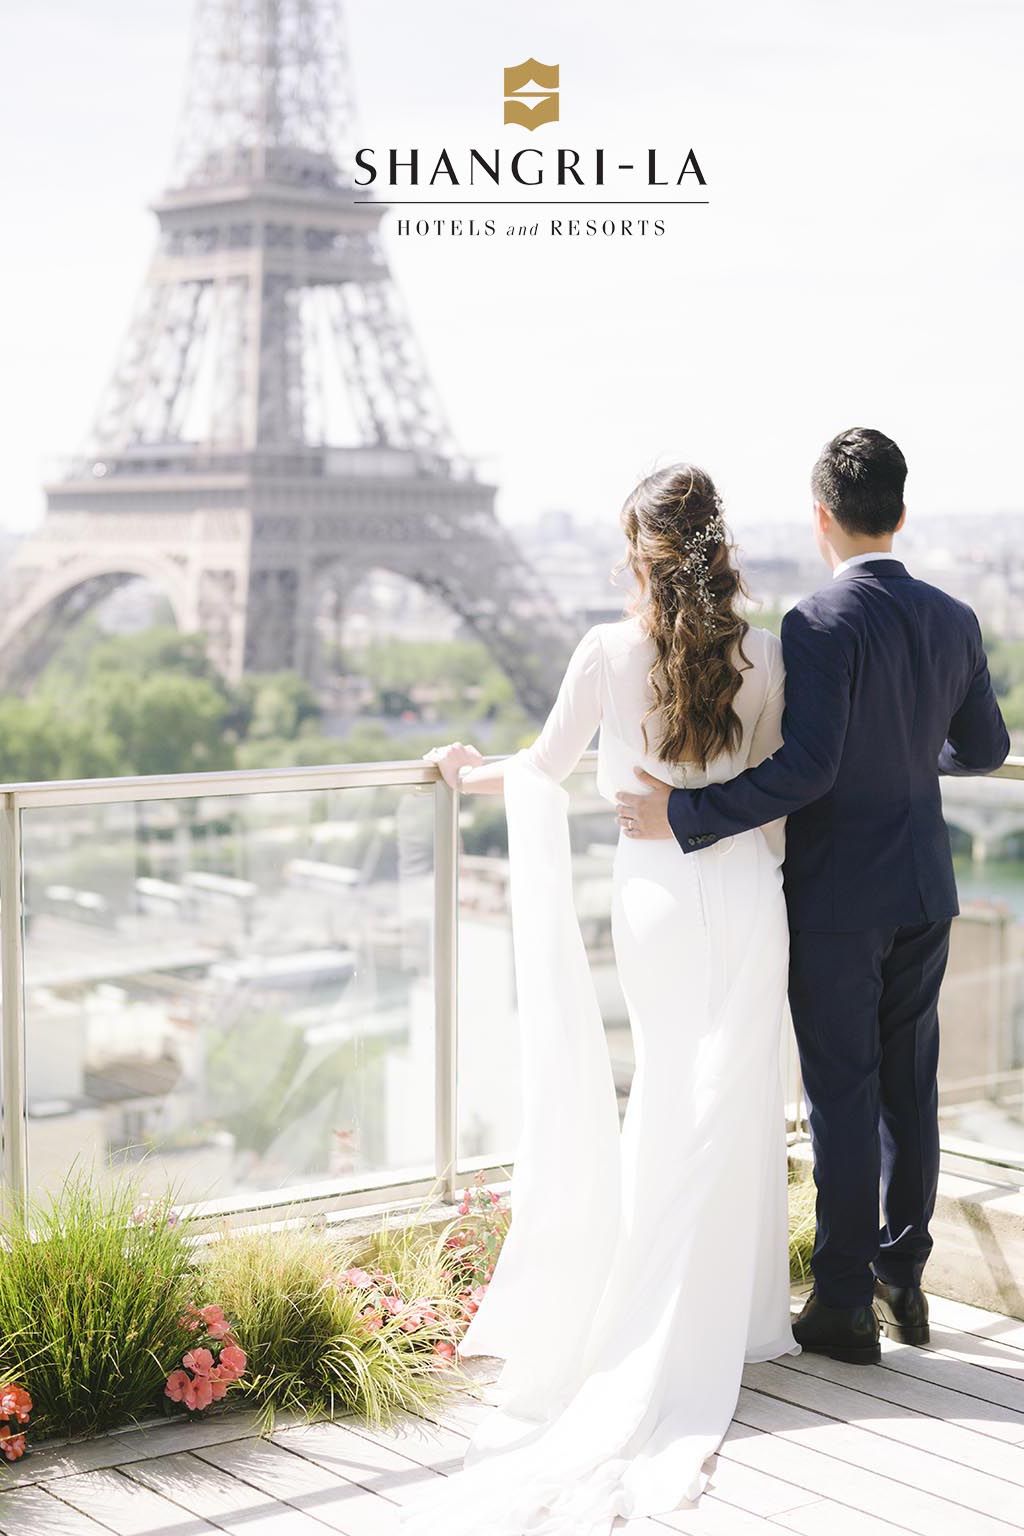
[679,509,727,627]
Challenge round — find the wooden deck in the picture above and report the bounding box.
[2,1294,1023,1536]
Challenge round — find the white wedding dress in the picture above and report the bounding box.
[400,617,799,1536]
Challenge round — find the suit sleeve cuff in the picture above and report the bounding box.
[667,788,717,853]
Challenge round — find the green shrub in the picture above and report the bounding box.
[0,1178,195,1439]
[199,1219,467,1430]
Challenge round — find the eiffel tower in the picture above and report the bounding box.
[0,0,573,712]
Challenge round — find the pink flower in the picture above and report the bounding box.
[339,1266,374,1289]
[207,1364,237,1400]
[183,1375,213,1412]
[218,1344,247,1380]
[0,1385,32,1424]
[131,1197,179,1229]
[199,1304,231,1339]
[432,1341,456,1366]
[164,1369,191,1403]
[398,1300,439,1331]
[182,1348,214,1378]
[178,1305,202,1333]
[0,1427,27,1461]
[459,1284,487,1320]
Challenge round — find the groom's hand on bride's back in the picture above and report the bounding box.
[616,768,674,838]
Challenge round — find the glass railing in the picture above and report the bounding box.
[0,759,458,1220]
[937,765,1024,1174]
[1,753,1021,1219]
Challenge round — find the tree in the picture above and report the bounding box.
[25,628,239,779]
[42,623,218,688]
[356,637,522,722]
[80,672,236,776]
[235,672,322,741]
[0,698,118,783]
[2,620,528,784]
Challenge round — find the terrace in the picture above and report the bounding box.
[2,1308,1024,1536]
[1,750,1023,1533]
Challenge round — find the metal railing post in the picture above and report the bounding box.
[0,793,29,1212]
[433,777,460,1203]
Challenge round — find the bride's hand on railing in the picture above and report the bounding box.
[423,742,485,789]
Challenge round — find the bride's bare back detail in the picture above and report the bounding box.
[402,615,798,1535]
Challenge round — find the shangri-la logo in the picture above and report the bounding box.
[503,59,560,130]
[353,50,707,230]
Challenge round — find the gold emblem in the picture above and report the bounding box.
[503,59,560,130]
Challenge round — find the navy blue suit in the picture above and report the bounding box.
[668,559,1010,1306]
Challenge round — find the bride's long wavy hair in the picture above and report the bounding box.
[617,464,751,770]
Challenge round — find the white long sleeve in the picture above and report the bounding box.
[745,632,787,861]
[747,634,785,768]
[524,625,603,783]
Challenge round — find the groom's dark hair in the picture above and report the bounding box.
[811,428,908,537]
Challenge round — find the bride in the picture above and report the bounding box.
[404,464,799,1534]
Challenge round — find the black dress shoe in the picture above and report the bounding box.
[873,1279,930,1345]
[792,1291,881,1364]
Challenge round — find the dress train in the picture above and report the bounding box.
[399,752,798,1535]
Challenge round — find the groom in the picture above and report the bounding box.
[617,428,1010,1364]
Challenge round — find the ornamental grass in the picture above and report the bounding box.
[198,1216,470,1430]
[0,1177,196,1440]
[788,1164,818,1284]
[0,1174,497,1446]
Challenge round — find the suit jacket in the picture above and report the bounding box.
[667,559,1011,932]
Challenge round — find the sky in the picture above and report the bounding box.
[1,0,1022,545]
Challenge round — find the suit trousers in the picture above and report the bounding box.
[788,919,952,1310]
